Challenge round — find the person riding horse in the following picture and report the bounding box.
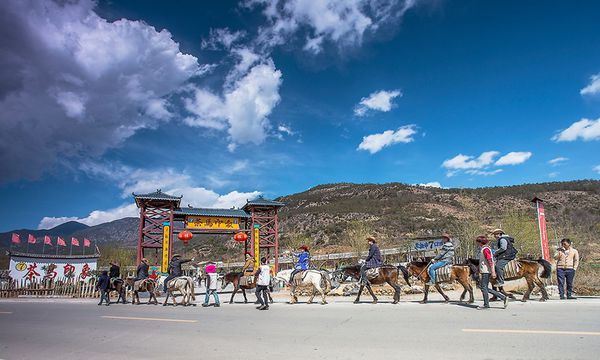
[242,252,255,274]
[491,228,518,289]
[426,234,454,285]
[360,236,382,284]
[163,254,193,293]
[109,260,120,286]
[289,245,310,283]
[135,258,149,281]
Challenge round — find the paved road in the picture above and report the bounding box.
[1,294,600,360]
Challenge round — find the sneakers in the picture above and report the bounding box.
[259,306,269,310]
[560,296,566,300]
[201,303,209,307]
[214,303,220,307]
[477,305,490,310]
[567,296,577,300]
[503,296,509,309]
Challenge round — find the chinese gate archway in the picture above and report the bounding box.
[133,191,284,272]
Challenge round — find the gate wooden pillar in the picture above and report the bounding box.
[133,190,182,265]
[243,196,284,272]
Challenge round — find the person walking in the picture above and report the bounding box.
[491,228,518,289]
[427,234,454,285]
[202,262,220,307]
[476,235,509,310]
[255,257,271,310]
[96,270,110,306]
[554,238,580,300]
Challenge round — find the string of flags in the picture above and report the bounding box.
[11,233,92,247]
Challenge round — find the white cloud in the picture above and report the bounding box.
[246,0,420,53]
[552,118,600,142]
[38,163,262,228]
[416,182,442,188]
[357,125,417,154]
[495,152,532,166]
[0,0,200,183]
[581,73,600,96]
[184,60,282,148]
[201,28,246,50]
[548,157,569,166]
[594,165,600,175]
[354,89,402,116]
[442,151,500,170]
[548,172,559,178]
[465,169,503,176]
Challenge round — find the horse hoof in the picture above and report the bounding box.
[419,301,427,304]
[321,302,327,305]
[372,301,378,305]
[539,298,546,302]
[392,301,398,305]
[521,299,527,303]
[162,303,167,306]
[353,301,360,304]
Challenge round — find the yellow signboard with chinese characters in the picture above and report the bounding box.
[185,216,240,230]
[254,226,260,270]
[161,225,170,273]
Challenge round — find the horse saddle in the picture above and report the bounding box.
[366,268,380,279]
[434,265,452,283]
[503,259,521,279]
[240,275,255,287]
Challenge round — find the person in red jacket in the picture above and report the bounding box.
[476,235,508,310]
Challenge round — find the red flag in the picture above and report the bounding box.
[57,237,66,246]
[71,237,80,246]
[28,234,37,244]
[11,233,20,244]
[44,235,52,245]
[84,238,91,247]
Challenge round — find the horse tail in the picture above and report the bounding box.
[398,264,411,287]
[537,258,552,278]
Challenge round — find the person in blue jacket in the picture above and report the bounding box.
[96,270,110,306]
[289,245,310,283]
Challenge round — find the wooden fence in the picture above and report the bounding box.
[0,276,99,298]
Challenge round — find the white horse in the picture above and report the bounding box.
[160,276,196,306]
[275,269,332,305]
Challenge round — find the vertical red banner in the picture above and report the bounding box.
[535,199,550,260]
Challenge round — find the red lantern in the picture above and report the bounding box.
[178,231,193,243]
[233,232,248,242]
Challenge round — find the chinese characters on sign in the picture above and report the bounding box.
[185,216,240,230]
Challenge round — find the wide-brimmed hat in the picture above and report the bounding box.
[491,228,504,235]
[299,245,309,251]
[366,236,376,243]
[141,258,148,263]
[171,254,181,259]
[110,261,119,266]
[441,233,451,240]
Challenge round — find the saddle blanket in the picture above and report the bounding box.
[366,268,380,279]
[434,266,452,283]
[133,279,146,291]
[503,259,521,279]
[240,275,255,287]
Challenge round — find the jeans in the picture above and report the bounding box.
[495,258,511,286]
[557,268,576,298]
[428,261,448,284]
[480,273,505,307]
[163,274,177,292]
[98,290,110,305]
[204,289,220,305]
[360,265,375,284]
[256,285,269,307]
[290,269,302,283]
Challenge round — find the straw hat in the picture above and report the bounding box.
[491,229,504,235]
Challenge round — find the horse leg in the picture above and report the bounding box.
[387,280,400,304]
[420,284,429,304]
[522,277,534,302]
[242,288,249,304]
[534,276,549,302]
[308,286,316,304]
[435,283,450,303]
[354,284,364,304]
[229,286,238,304]
[290,284,297,304]
[366,284,378,304]
[268,289,273,304]
[163,290,170,306]
[318,283,327,305]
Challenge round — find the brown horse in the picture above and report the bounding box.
[406,261,476,304]
[221,272,273,304]
[336,265,411,304]
[108,278,127,304]
[125,278,159,305]
[466,258,552,302]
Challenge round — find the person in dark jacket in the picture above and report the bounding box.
[96,270,110,306]
[491,228,518,288]
[109,261,120,279]
[163,254,193,292]
[134,258,149,281]
[360,237,382,284]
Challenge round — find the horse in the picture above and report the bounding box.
[221,271,273,304]
[274,269,332,305]
[406,261,476,304]
[108,278,127,304]
[162,276,196,306]
[466,258,552,302]
[335,264,411,304]
[124,278,159,305]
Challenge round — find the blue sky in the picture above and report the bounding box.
[1,0,600,232]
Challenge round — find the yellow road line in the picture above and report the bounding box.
[0,311,13,314]
[463,328,600,336]
[101,316,197,323]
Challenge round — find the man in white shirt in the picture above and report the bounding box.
[255,257,271,310]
